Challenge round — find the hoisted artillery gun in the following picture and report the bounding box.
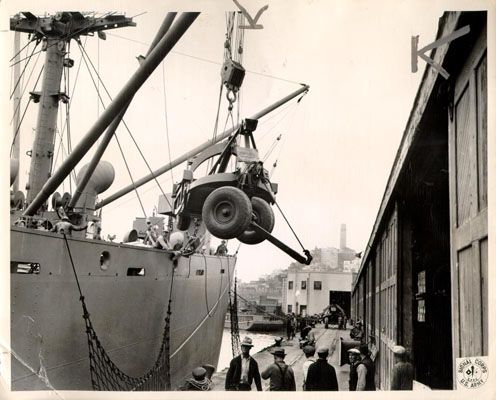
[169,117,313,265]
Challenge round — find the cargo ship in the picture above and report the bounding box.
[8,10,311,391]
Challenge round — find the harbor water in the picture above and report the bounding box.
[217,328,284,371]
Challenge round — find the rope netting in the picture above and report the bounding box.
[63,234,173,391]
[229,277,241,357]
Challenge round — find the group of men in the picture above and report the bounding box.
[181,334,413,391]
[224,336,338,391]
[225,337,295,391]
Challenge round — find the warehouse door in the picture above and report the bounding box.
[449,27,487,359]
[378,207,398,390]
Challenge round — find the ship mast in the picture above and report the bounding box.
[10,12,136,208]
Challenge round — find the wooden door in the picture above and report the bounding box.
[449,27,487,359]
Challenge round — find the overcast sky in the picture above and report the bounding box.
[2,0,491,282]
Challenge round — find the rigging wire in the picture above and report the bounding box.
[114,132,148,218]
[77,41,147,218]
[105,32,303,86]
[77,42,173,210]
[9,36,34,63]
[9,13,98,68]
[9,98,32,157]
[10,41,39,99]
[10,48,42,125]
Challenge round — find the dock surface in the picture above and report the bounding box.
[211,326,351,391]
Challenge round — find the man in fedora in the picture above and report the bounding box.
[261,348,296,391]
[225,337,262,391]
[305,346,338,391]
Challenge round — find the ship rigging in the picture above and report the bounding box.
[9,10,312,391]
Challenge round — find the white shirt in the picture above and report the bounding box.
[356,363,367,391]
[240,356,251,383]
[302,357,315,383]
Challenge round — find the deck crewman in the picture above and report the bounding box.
[225,337,262,391]
[215,239,228,255]
[305,346,338,391]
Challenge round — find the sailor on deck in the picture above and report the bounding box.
[215,240,228,255]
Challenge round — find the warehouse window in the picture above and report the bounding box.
[287,305,292,313]
[416,270,426,322]
[288,281,293,290]
[301,281,307,290]
[314,281,322,290]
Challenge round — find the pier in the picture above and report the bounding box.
[211,326,351,391]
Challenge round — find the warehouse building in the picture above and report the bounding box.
[351,11,487,390]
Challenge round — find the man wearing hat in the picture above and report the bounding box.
[261,348,296,391]
[225,337,262,391]
[305,346,338,391]
[302,345,316,390]
[347,348,361,391]
[391,345,414,390]
[178,366,213,391]
[356,343,375,391]
[215,240,228,256]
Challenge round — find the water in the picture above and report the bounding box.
[217,329,285,371]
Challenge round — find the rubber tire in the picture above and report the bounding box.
[176,214,191,231]
[202,187,252,240]
[238,197,275,245]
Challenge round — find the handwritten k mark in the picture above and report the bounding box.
[233,0,269,30]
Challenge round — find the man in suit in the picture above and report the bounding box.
[305,346,339,391]
[225,337,262,391]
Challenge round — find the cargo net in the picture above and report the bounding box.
[229,277,241,357]
[64,234,172,391]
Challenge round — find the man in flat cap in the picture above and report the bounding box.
[225,336,262,391]
[178,366,213,391]
[391,345,414,390]
[347,348,361,391]
[305,346,339,391]
[261,348,296,391]
[302,345,316,390]
[356,343,375,391]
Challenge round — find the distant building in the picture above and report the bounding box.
[282,270,353,317]
[343,259,360,273]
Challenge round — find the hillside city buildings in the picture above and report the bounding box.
[237,224,360,317]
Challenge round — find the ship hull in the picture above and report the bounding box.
[10,227,234,390]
